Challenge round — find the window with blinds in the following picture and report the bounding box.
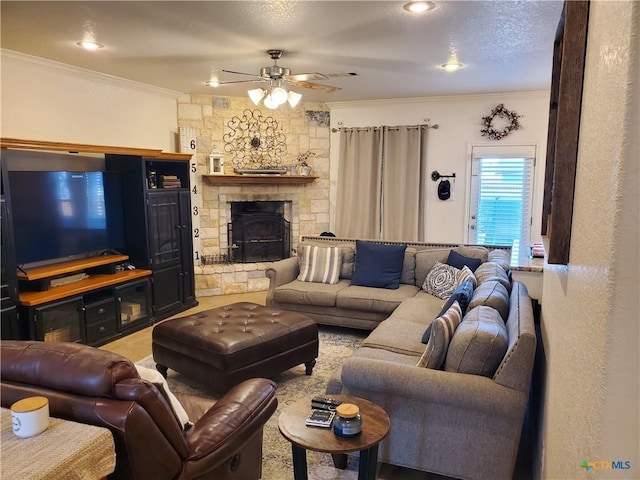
[468,146,535,246]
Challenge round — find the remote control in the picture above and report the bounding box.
[311,396,343,411]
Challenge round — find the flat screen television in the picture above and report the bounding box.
[8,170,125,266]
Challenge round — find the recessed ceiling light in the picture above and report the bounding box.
[403,1,436,13]
[76,40,103,50]
[441,62,463,72]
[205,80,220,87]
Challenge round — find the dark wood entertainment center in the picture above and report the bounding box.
[0,138,197,346]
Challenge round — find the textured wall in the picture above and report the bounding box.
[539,1,639,478]
[327,91,551,244]
[1,51,180,150]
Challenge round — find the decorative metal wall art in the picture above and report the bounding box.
[223,109,288,173]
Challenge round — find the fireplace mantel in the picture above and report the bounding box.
[203,174,317,186]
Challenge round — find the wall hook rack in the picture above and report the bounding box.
[431,170,456,182]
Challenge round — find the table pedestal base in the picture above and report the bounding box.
[293,445,379,480]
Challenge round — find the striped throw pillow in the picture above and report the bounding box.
[416,301,462,369]
[297,245,342,284]
[457,265,477,289]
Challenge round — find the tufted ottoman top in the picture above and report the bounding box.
[152,302,318,371]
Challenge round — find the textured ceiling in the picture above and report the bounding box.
[0,1,564,102]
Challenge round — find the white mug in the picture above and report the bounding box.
[11,396,50,438]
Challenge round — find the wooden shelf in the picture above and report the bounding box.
[17,254,129,281]
[19,269,152,307]
[0,137,185,160]
[149,152,193,161]
[203,174,317,185]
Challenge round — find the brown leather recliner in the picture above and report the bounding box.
[0,340,278,479]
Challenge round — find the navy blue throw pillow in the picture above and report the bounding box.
[446,250,483,272]
[421,279,474,344]
[350,240,407,289]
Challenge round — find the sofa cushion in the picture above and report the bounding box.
[401,247,417,285]
[422,262,461,299]
[363,318,431,356]
[488,248,511,272]
[386,290,445,325]
[336,283,419,314]
[273,279,350,307]
[416,301,462,369]
[468,280,510,322]
[351,240,407,289]
[455,245,489,262]
[422,279,474,344]
[474,261,511,293]
[414,248,451,287]
[445,305,508,377]
[297,245,342,284]
[446,249,483,272]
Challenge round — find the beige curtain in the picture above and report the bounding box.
[382,126,429,241]
[335,128,383,238]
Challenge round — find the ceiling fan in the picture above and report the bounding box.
[210,49,355,93]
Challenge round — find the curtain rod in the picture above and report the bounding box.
[331,119,439,133]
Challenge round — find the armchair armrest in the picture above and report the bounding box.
[183,378,277,475]
[342,357,525,418]
[265,256,299,304]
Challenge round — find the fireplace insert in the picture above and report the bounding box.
[228,202,290,263]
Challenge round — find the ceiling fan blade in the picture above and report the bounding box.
[288,80,342,93]
[324,72,359,78]
[217,79,265,85]
[284,72,329,82]
[222,69,263,79]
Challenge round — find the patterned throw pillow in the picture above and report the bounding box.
[422,262,461,299]
[416,301,462,369]
[297,245,342,284]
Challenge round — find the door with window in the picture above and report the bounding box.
[468,146,535,246]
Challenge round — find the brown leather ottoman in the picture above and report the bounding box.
[152,302,318,392]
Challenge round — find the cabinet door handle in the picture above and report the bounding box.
[99,326,106,333]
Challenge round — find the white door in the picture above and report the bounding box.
[468,146,535,246]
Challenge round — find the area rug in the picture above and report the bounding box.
[136,325,367,480]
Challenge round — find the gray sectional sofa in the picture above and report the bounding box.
[266,237,511,330]
[266,236,536,480]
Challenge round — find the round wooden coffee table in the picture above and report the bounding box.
[278,395,390,480]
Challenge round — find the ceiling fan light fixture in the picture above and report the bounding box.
[248,88,266,105]
[287,91,302,108]
[205,79,220,87]
[271,86,289,105]
[263,93,279,110]
[76,40,104,50]
[441,61,463,72]
[403,1,436,13]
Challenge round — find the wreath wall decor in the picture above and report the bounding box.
[481,104,522,140]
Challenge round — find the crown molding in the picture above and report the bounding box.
[326,90,550,109]
[1,49,183,99]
